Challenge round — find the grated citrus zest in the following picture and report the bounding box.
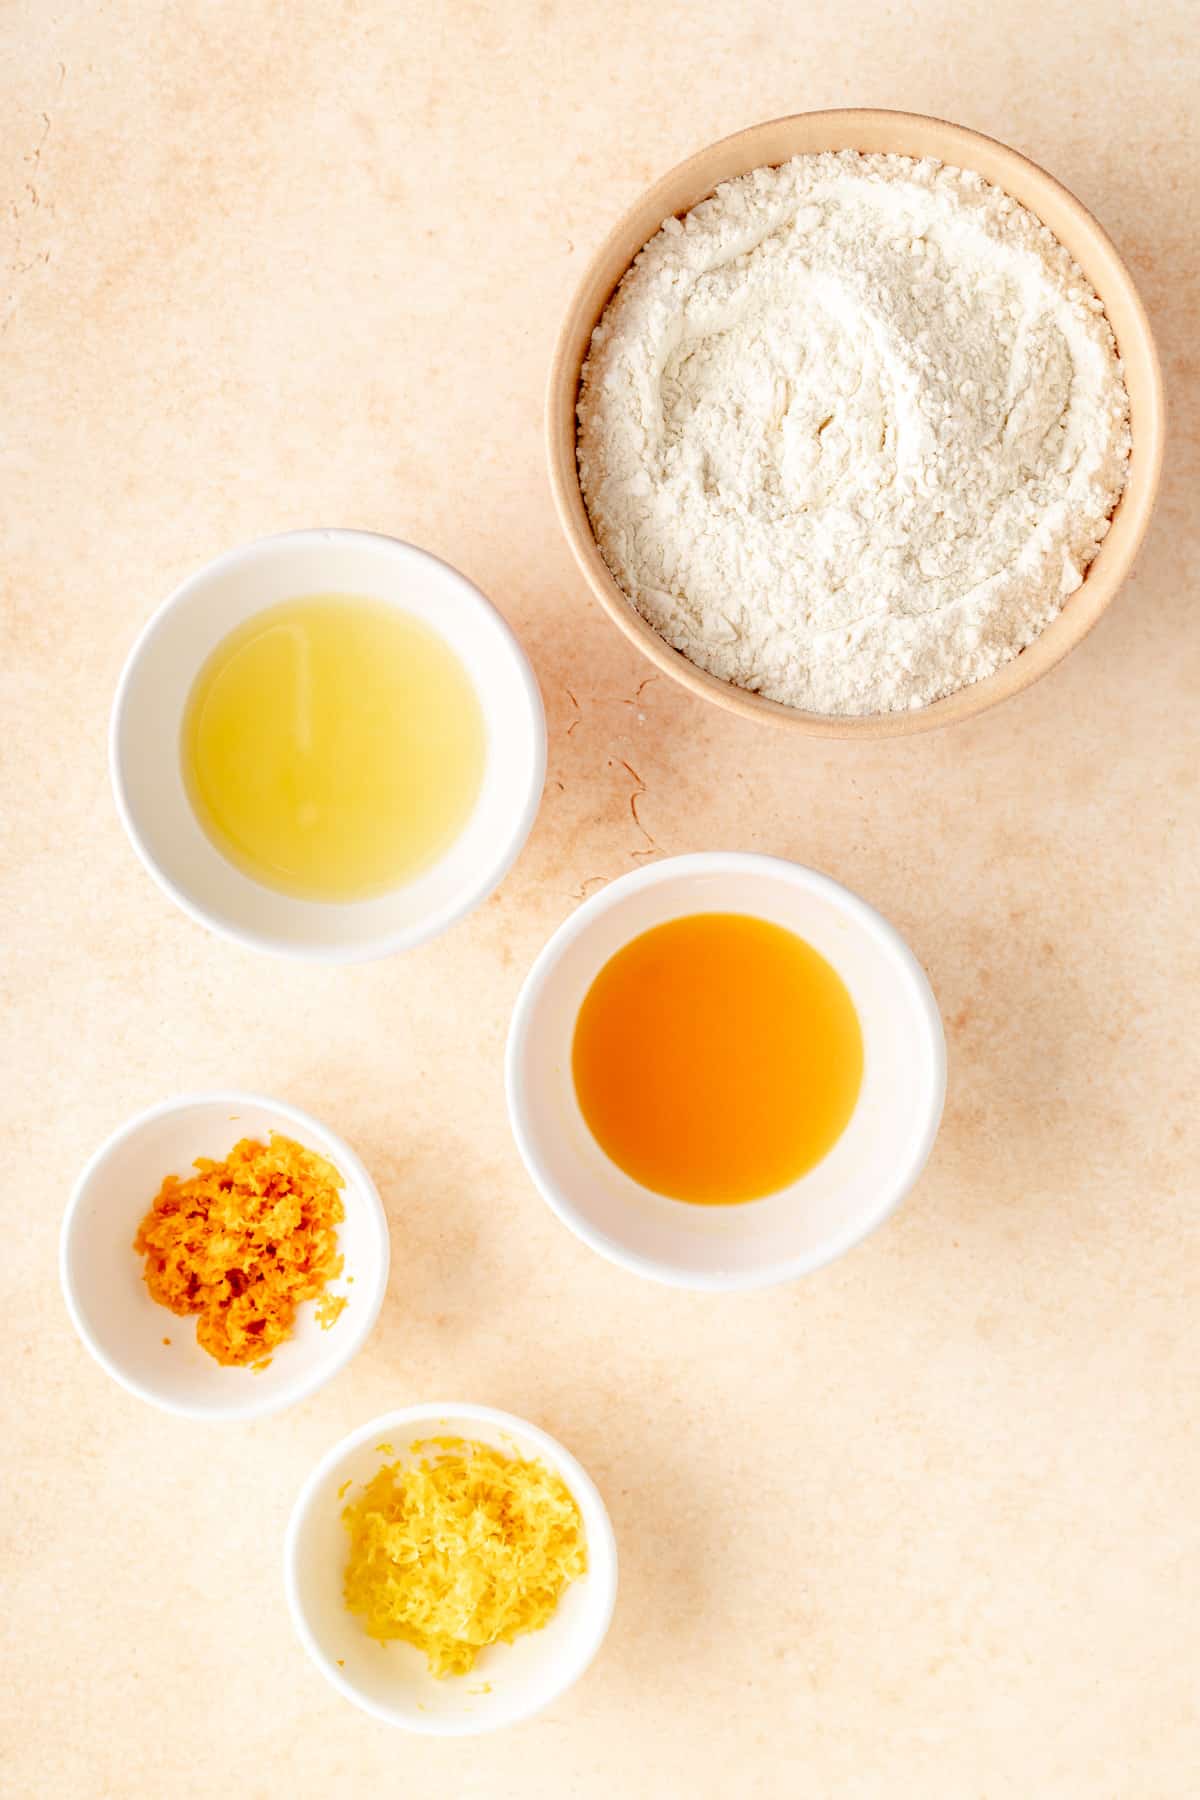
[341,1437,586,1677]
[133,1133,345,1368]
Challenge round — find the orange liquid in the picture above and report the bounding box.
[572,912,863,1205]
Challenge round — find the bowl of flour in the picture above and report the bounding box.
[548,111,1163,735]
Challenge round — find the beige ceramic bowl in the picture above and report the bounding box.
[547,110,1164,739]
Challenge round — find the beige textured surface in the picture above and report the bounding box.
[2,1,1197,1794]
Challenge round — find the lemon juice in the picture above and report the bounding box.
[183,594,485,901]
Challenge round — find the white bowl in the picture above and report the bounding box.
[111,530,546,962]
[506,853,945,1290]
[60,1091,390,1420]
[284,1403,618,1735]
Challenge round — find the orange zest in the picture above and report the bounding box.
[133,1134,346,1368]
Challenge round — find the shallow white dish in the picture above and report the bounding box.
[60,1091,390,1420]
[506,852,945,1290]
[111,529,546,962]
[284,1403,618,1735]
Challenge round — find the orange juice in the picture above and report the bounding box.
[571,912,862,1204]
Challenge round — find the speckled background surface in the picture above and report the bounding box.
[2,2,1197,1794]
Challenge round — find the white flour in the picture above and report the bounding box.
[577,152,1131,715]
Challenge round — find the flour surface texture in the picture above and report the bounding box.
[577,153,1131,715]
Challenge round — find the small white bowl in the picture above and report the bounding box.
[284,1403,618,1735]
[111,530,546,962]
[60,1091,390,1420]
[506,853,945,1290]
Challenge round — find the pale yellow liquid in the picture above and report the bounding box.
[183,594,485,901]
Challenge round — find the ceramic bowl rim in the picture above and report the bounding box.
[283,1401,620,1735]
[546,107,1166,739]
[109,528,547,963]
[59,1088,391,1420]
[505,851,947,1290]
